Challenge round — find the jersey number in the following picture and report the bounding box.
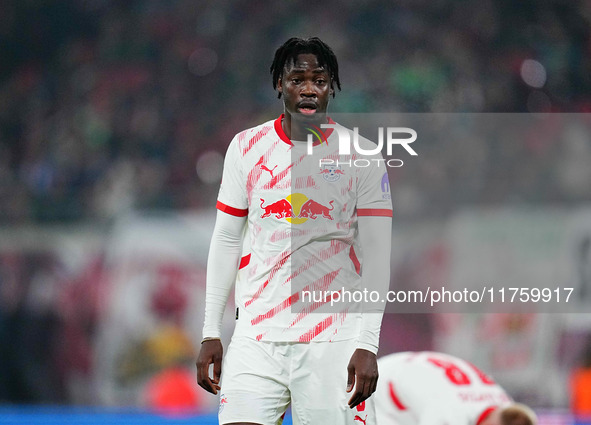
[427,356,495,386]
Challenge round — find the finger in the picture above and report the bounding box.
[213,355,222,384]
[196,360,205,386]
[346,365,355,393]
[370,376,378,395]
[206,376,218,395]
[348,379,362,408]
[197,371,214,393]
[350,376,372,408]
[348,388,363,408]
[197,358,216,394]
[359,380,371,403]
[207,363,219,395]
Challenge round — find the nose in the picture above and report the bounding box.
[300,81,316,98]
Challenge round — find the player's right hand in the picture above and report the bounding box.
[196,339,223,394]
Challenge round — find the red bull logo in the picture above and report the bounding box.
[260,193,334,223]
[298,198,334,220]
[219,395,228,414]
[260,198,293,219]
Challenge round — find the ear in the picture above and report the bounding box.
[277,78,283,94]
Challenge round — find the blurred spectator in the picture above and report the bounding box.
[143,366,203,413]
[1,0,590,224]
[1,0,591,410]
[0,252,66,403]
[571,338,591,420]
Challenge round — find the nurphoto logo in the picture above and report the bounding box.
[307,124,418,168]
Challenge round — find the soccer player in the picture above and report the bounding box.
[374,351,538,425]
[196,37,392,424]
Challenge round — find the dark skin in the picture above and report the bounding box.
[277,53,332,140]
[196,53,379,422]
[196,338,222,395]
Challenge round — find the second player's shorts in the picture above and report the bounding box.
[218,335,376,425]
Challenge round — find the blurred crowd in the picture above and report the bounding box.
[1,0,591,224]
[2,0,591,408]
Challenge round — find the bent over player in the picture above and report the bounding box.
[196,37,392,424]
[375,351,538,425]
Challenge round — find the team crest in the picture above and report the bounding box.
[319,163,344,182]
[219,394,228,414]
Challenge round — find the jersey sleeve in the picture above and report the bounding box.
[356,147,393,217]
[217,135,248,217]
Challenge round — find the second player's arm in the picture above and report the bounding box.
[196,210,246,395]
[347,215,392,408]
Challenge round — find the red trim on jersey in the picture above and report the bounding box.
[273,114,335,146]
[388,381,407,411]
[476,406,498,425]
[349,246,361,275]
[216,201,248,217]
[274,115,292,145]
[357,208,393,217]
[239,254,251,269]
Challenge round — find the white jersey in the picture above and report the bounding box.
[217,114,392,342]
[375,352,512,425]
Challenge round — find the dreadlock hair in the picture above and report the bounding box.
[270,37,341,99]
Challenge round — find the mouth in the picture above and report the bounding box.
[297,102,318,115]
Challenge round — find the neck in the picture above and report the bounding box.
[282,111,328,141]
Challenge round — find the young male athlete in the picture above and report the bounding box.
[196,37,392,424]
[374,351,538,425]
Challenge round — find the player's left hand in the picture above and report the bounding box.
[346,348,378,409]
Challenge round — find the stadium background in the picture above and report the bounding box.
[1,0,591,423]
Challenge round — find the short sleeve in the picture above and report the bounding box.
[216,136,248,217]
[356,148,393,217]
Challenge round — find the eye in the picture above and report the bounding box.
[316,79,326,85]
[291,78,301,84]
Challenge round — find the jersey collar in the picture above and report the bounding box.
[274,114,336,146]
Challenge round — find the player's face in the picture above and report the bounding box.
[277,53,332,124]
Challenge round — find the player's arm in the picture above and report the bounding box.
[196,209,246,394]
[197,136,248,395]
[347,214,392,408]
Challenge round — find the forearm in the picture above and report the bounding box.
[357,215,392,354]
[202,210,246,339]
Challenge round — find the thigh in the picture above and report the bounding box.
[289,339,377,425]
[219,337,291,425]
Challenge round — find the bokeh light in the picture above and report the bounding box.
[188,48,218,77]
[195,150,223,184]
[520,59,547,89]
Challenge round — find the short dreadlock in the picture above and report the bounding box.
[270,37,341,99]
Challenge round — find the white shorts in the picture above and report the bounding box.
[218,336,376,425]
